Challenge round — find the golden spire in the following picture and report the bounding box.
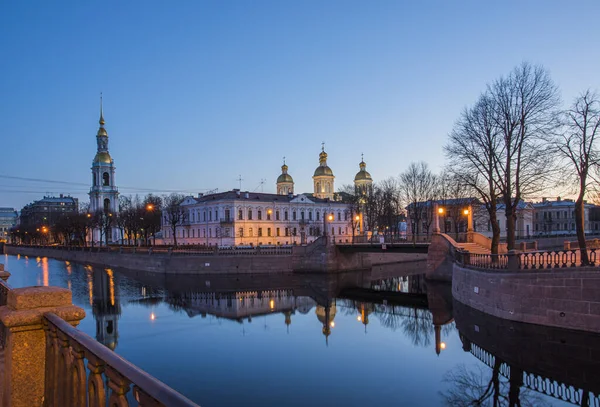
[282,156,288,173]
[359,153,366,170]
[99,93,105,126]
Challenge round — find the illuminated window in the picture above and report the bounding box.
[238,209,243,220]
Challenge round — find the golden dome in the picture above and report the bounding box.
[94,152,112,164]
[315,304,337,325]
[97,128,108,136]
[354,169,372,181]
[277,174,294,183]
[314,166,334,177]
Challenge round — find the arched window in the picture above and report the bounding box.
[316,182,320,192]
[103,198,110,213]
[103,172,110,186]
[93,173,97,186]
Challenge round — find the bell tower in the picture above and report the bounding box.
[89,95,120,244]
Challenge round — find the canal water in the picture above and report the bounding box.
[2,254,597,407]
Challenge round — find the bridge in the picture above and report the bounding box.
[335,242,430,254]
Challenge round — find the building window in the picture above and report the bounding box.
[249,228,253,237]
[225,209,230,221]
[293,227,297,236]
[258,210,262,220]
[285,228,289,237]
[239,227,244,237]
[316,212,320,221]
[331,227,334,235]
[284,211,289,221]
[203,211,207,222]
[267,211,271,221]
[258,228,263,237]
[103,172,110,186]
[238,209,243,220]
[192,229,195,238]
[344,212,348,221]
[301,211,305,220]
[209,211,212,221]
[293,211,297,221]
[248,210,253,220]
[276,211,280,221]
[309,212,313,221]
[268,228,271,237]
[339,227,342,235]
[338,212,341,221]
[276,228,280,236]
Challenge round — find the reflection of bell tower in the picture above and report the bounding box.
[284,310,292,333]
[92,268,121,350]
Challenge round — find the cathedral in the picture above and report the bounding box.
[89,98,121,244]
[162,145,374,246]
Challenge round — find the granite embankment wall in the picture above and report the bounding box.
[4,245,299,274]
[4,245,424,275]
[453,264,600,333]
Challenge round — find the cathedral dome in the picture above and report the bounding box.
[97,128,108,136]
[314,166,334,177]
[277,173,294,183]
[94,152,112,164]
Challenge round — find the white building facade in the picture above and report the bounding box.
[162,148,372,246]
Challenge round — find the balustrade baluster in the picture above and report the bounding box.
[561,251,568,268]
[570,250,577,267]
[106,365,132,407]
[590,248,596,266]
[43,320,59,407]
[56,330,73,406]
[70,341,87,407]
[134,385,165,407]
[86,352,107,407]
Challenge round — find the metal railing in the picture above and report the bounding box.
[43,312,198,407]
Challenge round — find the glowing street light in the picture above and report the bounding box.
[438,207,445,214]
[328,214,333,221]
[463,209,469,216]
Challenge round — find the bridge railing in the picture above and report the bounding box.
[43,312,198,407]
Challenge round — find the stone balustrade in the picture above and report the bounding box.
[0,265,199,407]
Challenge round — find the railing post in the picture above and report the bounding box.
[0,263,10,281]
[508,250,519,270]
[0,287,85,407]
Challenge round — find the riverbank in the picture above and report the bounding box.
[4,244,425,274]
[452,262,600,333]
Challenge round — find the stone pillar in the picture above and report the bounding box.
[0,287,85,407]
[467,205,474,232]
[0,264,9,281]
[433,203,440,234]
[507,250,519,270]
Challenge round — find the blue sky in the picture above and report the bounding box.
[1,1,599,209]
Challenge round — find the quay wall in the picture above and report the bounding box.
[4,245,383,274]
[4,245,298,274]
[452,264,600,333]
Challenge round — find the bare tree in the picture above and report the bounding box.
[446,94,503,253]
[489,62,560,250]
[163,193,186,247]
[437,172,473,240]
[400,162,437,243]
[558,90,600,265]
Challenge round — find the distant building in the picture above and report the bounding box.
[0,208,18,241]
[161,148,374,246]
[532,197,597,235]
[479,201,535,240]
[19,194,78,228]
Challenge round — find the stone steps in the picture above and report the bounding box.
[456,242,491,254]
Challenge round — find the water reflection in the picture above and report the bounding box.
[451,299,600,407]
[4,254,599,406]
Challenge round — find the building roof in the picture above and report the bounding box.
[185,190,346,205]
[531,199,595,208]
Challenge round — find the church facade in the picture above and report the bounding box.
[161,147,374,246]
